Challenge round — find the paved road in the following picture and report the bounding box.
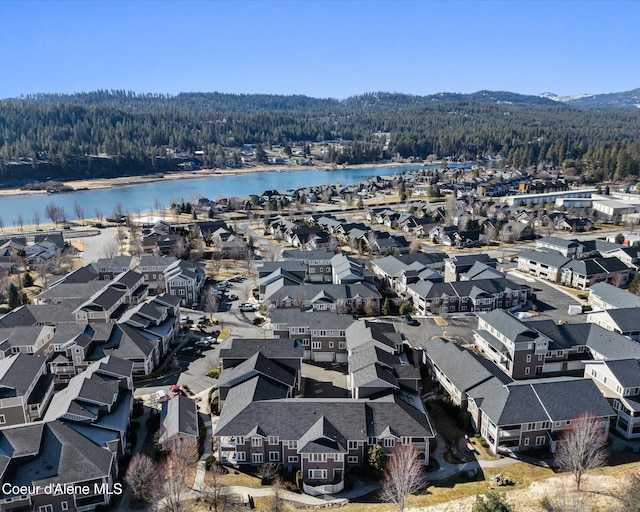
[75,226,119,263]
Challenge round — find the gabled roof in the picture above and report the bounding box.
[159,395,198,444]
[589,282,640,309]
[519,249,570,269]
[298,416,347,454]
[601,359,640,388]
[0,420,114,498]
[220,338,304,361]
[217,352,296,389]
[599,308,640,332]
[0,353,46,398]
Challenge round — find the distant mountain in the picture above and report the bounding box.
[540,88,640,109]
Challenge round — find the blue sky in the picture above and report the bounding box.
[1,0,638,99]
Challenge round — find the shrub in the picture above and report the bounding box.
[295,470,303,490]
[207,368,221,379]
[581,304,593,313]
[399,303,414,315]
[205,454,217,471]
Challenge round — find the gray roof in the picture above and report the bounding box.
[35,281,106,303]
[589,282,640,309]
[469,378,615,427]
[220,338,304,362]
[0,353,46,398]
[519,249,571,269]
[215,398,434,442]
[346,320,401,353]
[0,300,85,327]
[270,309,354,330]
[0,420,114,498]
[159,395,198,444]
[602,308,640,332]
[602,359,640,388]
[425,337,512,394]
[536,236,582,249]
[479,309,545,345]
[217,352,296,389]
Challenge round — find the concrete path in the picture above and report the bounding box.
[426,434,518,482]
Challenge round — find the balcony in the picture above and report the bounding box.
[303,479,344,496]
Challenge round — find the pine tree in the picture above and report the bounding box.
[8,284,20,310]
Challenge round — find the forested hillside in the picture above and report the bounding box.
[1,90,640,185]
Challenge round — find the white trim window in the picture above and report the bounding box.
[236,451,246,462]
[287,455,299,463]
[252,453,263,463]
[308,469,327,480]
[251,437,263,447]
[39,506,53,512]
[347,455,358,463]
[288,440,297,449]
[269,451,280,462]
[383,438,395,448]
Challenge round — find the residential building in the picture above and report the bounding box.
[588,282,640,311]
[0,353,54,426]
[159,395,199,451]
[270,309,353,362]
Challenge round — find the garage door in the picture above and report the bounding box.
[312,352,335,362]
[303,350,311,360]
[336,353,348,363]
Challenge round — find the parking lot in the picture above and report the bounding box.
[389,315,477,350]
[507,272,581,324]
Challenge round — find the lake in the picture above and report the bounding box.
[0,163,470,223]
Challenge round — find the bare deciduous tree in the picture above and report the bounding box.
[158,440,199,512]
[258,463,280,483]
[379,443,426,512]
[201,464,228,512]
[554,413,608,491]
[204,286,219,319]
[45,201,61,226]
[125,453,158,507]
[95,208,104,225]
[270,477,285,512]
[74,201,85,225]
[102,240,120,259]
[33,211,40,230]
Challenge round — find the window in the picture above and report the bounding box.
[348,441,358,450]
[319,330,327,336]
[538,354,544,361]
[309,453,326,462]
[536,436,546,446]
[526,423,536,431]
[526,354,532,363]
[339,342,347,350]
[329,342,334,349]
[236,451,246,461]
[334,453,344,462]
[178,289,185,295]
[252,453,263,464]
[339,330,346,336]
[288,440,297,449]
[312,341,321,350]
[402,437,411,445]
[39,506,53,512]
[251,437,263,447]
[0,414,5,425]
[523,438,530,446]
[525,367,530,375]
[288,456,299,463]
[348,456,358,463]
[302,339,310,347]
[308,469,327,480]
[383,438,395,448]
[368,437,378,445]
[61,503,68,512]
[541,421,551,429]
[236,436,244,445]
[269,452,280,461]
[268,436,279,445]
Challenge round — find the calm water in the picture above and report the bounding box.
[0,163,470,223]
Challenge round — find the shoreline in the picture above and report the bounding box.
[0,161,425,198]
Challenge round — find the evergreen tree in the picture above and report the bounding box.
[630,274,640,295]
[381,298,393,316]
[366,444,386,478]
[615,233,625,245]
[22,272,34,287]
[8,283,20,310]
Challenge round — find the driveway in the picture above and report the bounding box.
[507,271,581,324]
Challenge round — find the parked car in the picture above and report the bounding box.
[228,294,239,301]
[239,303,257,312]
[180,346,197,353]
[195,339,211,348]
[402,313,418,326]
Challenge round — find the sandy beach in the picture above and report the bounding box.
[0,161,421,198]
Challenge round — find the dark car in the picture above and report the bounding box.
[402,313,418,326]
[253,317,264,325]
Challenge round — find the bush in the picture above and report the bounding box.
[399,303,414,315]
[205,454,217,471]
[208,368,221,379]
[581,304,593,313]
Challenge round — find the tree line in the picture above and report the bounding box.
[1,90,640,184]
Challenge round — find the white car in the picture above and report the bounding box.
[239,303,257,312]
